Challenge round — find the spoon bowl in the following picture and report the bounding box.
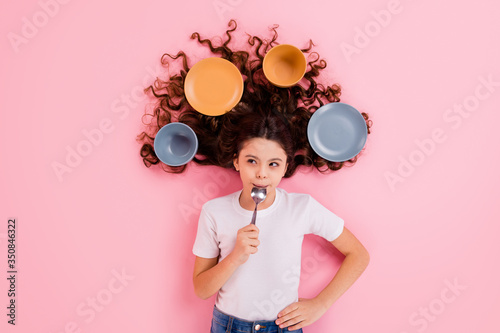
[250,187,267,225]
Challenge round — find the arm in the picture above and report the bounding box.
[276,226,370,330]
[193,224,260,300]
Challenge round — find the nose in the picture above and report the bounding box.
[256,165,268,179]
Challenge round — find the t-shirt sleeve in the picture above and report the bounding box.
[305,196,344,241]
[192,206,220,258]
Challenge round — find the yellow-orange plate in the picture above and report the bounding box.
[184,57,243,116]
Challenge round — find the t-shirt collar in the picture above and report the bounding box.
[232,188,281,217]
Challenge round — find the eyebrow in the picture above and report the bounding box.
[245,154,283,162]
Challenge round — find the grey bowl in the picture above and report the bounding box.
[154,123,198,166]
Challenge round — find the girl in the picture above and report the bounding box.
[138,21,372,332]
[192,106,370,332]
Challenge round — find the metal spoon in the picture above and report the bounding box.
[250,187,267,225]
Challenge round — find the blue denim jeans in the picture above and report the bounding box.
[211,306,303,333]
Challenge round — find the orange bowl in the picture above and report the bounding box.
[263,44,307,88]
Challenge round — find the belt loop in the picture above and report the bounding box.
[226,316,233,333]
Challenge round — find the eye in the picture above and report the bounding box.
[247,159,256,164]
[270,162,279,167]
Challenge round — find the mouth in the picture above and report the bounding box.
[252,184,268,189]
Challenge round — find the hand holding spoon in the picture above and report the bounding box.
[250,187,267,225]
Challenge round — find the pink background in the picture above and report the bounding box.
[1,0,499,332]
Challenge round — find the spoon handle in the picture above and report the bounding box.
[250,204,258,225]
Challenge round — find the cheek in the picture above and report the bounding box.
[239,168,251,179]
[272,169,286,181]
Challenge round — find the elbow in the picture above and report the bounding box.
[363,249,370,268]
[193,280,213,300]
[359,247,370,271]
[195,289,211,300]
[195,291,213,300]
[346,246,370,271]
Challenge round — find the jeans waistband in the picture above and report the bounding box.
[211,306,302,333]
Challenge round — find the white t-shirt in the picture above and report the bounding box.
[192,188,344,321]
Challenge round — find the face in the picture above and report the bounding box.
[233,138,288,209]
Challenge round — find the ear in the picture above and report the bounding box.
[283,163,289,177]
[233,155,239,172]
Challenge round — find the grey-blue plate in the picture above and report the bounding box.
[307,103,367,162]
[154,123,198,166]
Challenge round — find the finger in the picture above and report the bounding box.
[288,320,306,331]
[279,313,303,328]
[245,233,260,241]
[238,233,257,242]
[244,235,260,243]
[251,239,260,247]
[277,303,299,319]
[276,306,300,325]
[246,240,260,248]
[243,224,259,232]
[246,230,259,237]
